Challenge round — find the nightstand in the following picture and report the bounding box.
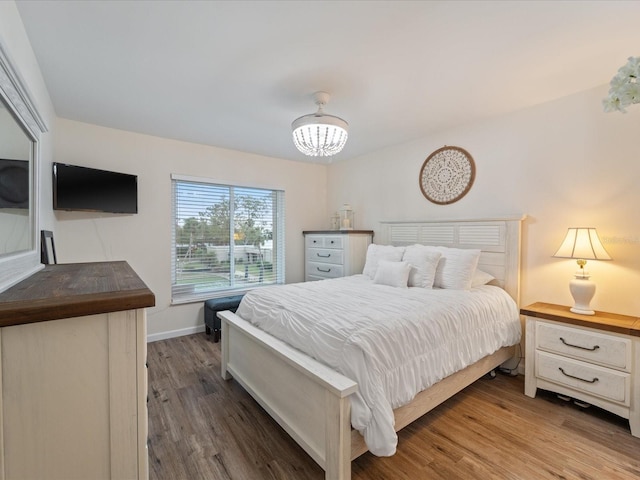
[521,302,640,437]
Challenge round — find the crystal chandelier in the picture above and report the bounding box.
[291,91,348,157]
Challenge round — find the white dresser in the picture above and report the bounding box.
[0,262,154,479]
[522,302,639,438]
[303,230,374,282]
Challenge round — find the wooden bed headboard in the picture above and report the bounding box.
[379,216,525,305]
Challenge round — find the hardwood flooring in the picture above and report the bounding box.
[147,333,640,479]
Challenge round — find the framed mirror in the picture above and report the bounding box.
[0,40,48,292]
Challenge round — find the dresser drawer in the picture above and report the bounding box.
[536,351,630,405]
[306,261,344,279]
[307,247,344,265]
[305,235,344,249]
[536,322,631,371]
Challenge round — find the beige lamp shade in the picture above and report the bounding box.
[553,227,611,261]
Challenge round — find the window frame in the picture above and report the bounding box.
[170,173,285,304]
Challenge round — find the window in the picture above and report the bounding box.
[171,174,285,303]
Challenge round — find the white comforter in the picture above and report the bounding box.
[236,274,521,456]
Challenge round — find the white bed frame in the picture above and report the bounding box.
[219,217,525,480]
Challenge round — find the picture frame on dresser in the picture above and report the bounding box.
[40,230,57,264]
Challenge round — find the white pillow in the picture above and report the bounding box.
[402,244,442,288]
[362,244,405,279]
[433,246,481,290]
[471,269,495,287]
[373,260,412,288]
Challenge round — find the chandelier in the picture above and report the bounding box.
[291,91,348,157]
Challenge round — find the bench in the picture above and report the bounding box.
[204,294,244,342]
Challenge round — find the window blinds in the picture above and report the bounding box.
[171,174,285,304]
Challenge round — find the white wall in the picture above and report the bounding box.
[328,85,640,318]
[53,119,327,337]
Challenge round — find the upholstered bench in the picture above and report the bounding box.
[204,294,244,342]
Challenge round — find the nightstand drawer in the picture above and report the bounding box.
[305,235,344,249]
[537,322,631,371]
[536,351,630,405]
[307,248,344,265]
[306,261,344,279]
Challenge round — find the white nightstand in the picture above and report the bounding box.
[303,230,373,282]
[522,302,640,438]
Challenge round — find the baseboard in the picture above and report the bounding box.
[147,324,206,343]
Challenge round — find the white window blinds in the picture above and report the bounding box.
[171,174,285,304]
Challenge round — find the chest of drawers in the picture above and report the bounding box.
[522,302,640,438]
[0,262,154,479]
[303,230,373,282]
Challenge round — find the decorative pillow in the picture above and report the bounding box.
[373,260,412,288]
[432,246,481,290]
[362,244,405,279]
[402,244,442,288]
[471,269,495,287]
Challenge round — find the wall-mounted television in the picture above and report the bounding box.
[0,158,29,209]
[53,162,138,214]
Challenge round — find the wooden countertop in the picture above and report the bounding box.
[520,302,640,337]
[0,261,155,327]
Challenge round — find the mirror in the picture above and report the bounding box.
[0,99,33,255]
[0,40,48,292]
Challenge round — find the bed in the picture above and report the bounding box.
[218,217,524,480]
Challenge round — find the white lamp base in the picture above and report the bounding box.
[569,275,596,315]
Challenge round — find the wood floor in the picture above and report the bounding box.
[147,333,640,479]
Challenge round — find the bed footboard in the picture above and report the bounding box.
[219,310,358,480]
[219,310,516,479]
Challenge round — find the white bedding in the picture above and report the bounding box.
[235,274,521,456]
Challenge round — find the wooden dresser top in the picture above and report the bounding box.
[521,302,640,337]
[0,261,155,328]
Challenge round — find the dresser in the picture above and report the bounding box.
[0,261,155,479]
[522,302,639,437]
[303,230,374,281]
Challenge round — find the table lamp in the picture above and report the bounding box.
[553,227,611,315]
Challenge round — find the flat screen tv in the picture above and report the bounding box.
[0,158,29,209]
[53,162,138,214]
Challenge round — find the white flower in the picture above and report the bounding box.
[603,56,639,113]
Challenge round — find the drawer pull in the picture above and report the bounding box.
[559,337,600,352]
[316,267,331,273]
[558,367,599,384]
[316,253,331,258]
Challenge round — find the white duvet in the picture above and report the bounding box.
[236,274,521,456]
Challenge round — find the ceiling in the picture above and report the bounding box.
[15,1,640,164]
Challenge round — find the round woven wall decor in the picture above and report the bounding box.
[419,146,475,205]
